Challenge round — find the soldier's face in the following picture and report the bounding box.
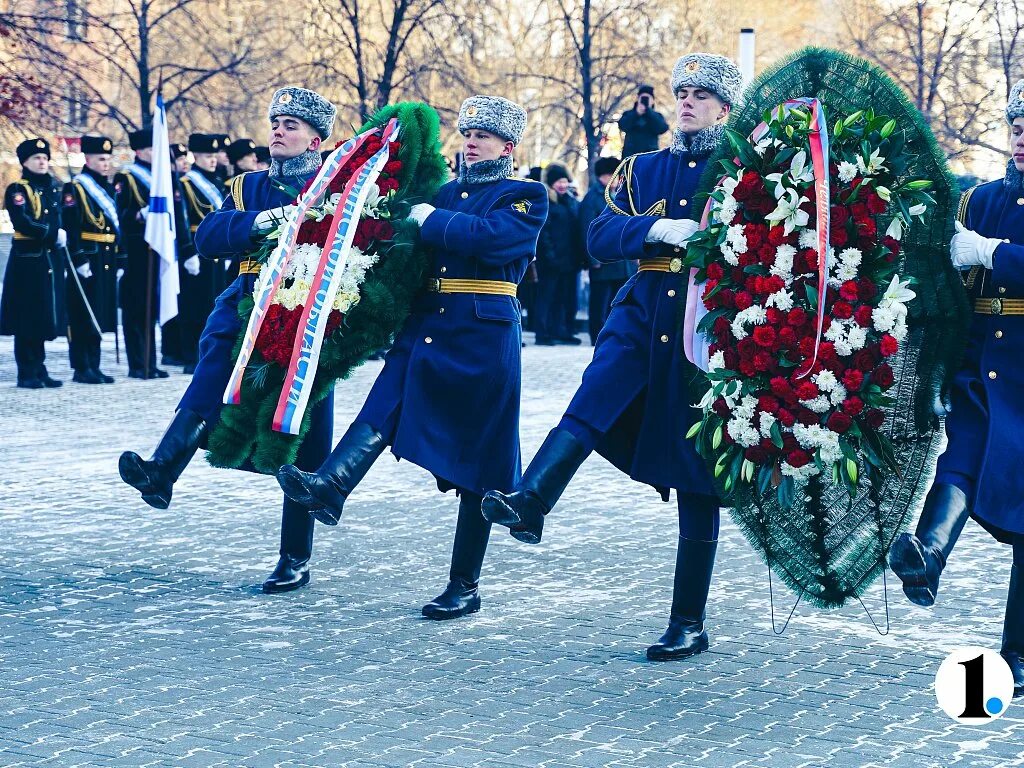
[85,154,111,175]
[675,88,729,135]
[217,151,229,167]
[193,152,218,172]
[135,147,153,163]
[461,129,513,166]
[175,155,191,173]
[1012,118,1024,172]
[269,117,321,160]
[235,153,259,172]
[23,153,49,174]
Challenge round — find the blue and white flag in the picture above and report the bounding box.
[144,92,179,324]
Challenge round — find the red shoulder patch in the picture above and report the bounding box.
[174,190,181,201]
[114,181,123,193]
[11,192,25,206]
[64,192,76,206]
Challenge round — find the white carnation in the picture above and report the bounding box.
[772,245,796,279]
[838,161,858,184]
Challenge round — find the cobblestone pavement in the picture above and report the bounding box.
[2,333,1023,768]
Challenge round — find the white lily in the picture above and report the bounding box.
[885,215,905,241]
[909,203,927,217]
[876,185,891,202]
[856,147,887,176]
[879,274,916,308]
[765,188,810,235]
[764,150,815,200]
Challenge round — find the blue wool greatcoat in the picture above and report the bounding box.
[575,147,716,499]
[355,175,548,496]
[179,169,334,454]
[935,175,1024,540]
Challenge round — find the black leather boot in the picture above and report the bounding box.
[276,422,386,526]
[73,369,105,384]
[423,493,490,620]
[480,428,589,544]
[889,484,970,606]
[1001,563,1024,699]
[263,498,315,594]
[118,409,208,509]
[38,367,63,388]
[647,536,718,661]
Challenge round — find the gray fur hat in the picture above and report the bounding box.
[1008,79,1024,124]
[268,87,337,139]
[671,53,744,107]
[458,96,527,146]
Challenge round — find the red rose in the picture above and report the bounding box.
[745,223,766,250]
[858,278,877,302]
[777,408,796,427]
[739,360,758,377]
[796,381,819,400]
[854,305,873,327]
[853,349,875,372]
[858,218,877,239]
[879,334,898,357]
[830,226,848,248]
[827,412,853,433]
[850,201,869,223]
[832,301,854,320]
[383,160,403,175]
[797,407,820,426]
[865,190,887,215]
[873,363,895,389]
[718,289,736,308]
[842,396,865,416]
[767,227,790,247]
[882,236,901,260]
[831,206,850,227]
[787,450,812,468]
[734,291,754,311]
[779,327,797,347]
[788,307,808,327]
[712,316,731,339]
[723,349,740,370]
[758,395,781,414]
[842,369,864,390]
[706,262,724,280]
[753,326,777,351]
[712,397,731,418]
[865,408,886,429]
[839,280,860,302]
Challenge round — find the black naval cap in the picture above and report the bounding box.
[171,142,188,160]
[129,127,153,150]
[81,135,114,155]
[188,133,221,153]
[226,138,257,164]
[594,156,620,178]
[254,145,271,164]
[217,134,231,150]
[17,137,50,164]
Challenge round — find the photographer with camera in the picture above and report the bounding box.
[618,85,669,158]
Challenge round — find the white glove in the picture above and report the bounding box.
[116,268,125,280]
[56,228,67,248]
[645,218,699,247]
[951,221,1001,271]
[184,255,201,276]
[254,205,296,232]
[138,205,149,220]
[224,260,232,271]
[408,203,435,226]
[76,262,93,279]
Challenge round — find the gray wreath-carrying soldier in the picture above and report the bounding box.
[1,138,66,389]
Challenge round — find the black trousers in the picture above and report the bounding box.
[161,316,183,362]
[67,275,102,372]
[588,277,628,344]
[13,334,45,381]
[278,394,336,560]
[122,299,157,373]
[534,271,575,340]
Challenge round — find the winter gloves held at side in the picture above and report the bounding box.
[645,218,699,248]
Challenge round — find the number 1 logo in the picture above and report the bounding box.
[935,646,1015,723]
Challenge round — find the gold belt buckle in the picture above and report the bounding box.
[428,278,441,293]
[992,298,1003,315]
[669,257,683,273]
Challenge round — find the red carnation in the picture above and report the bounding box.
[734,292,754,311]
[779,327,797,347]
[830,226,848,248]
[766,307,783,325]
[839,281,860,302]
[798,337,816,358]
[753,352,774,372]
[882,236,901,261]
[865,408,886,429]
[843,396,865,416]
[706,262,724,280]
[770,377,793,398]
[383,160,403,175]
[842,369,865,390]
[832,301,853,320]
[873,363,895,389]
[858,278,878,302]
[827,412,853,433]
[758,395,781,414]
[767,227,790,247]
[854,305,873,327]
[853,349,876,372]
[787,450,812,468]
[796,381,819,400]
[740,360,758,377]
[777,408,796,427]
[788,307,808,327]
[745,223,766,250]
[879,334,899,357]
[724,349,740,370]
[753,326,776,349]
[712,316,731,339]
[850,201,870,223]
[797,407,820,426]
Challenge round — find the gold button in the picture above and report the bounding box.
[425,337,433,344]
[461,192,469,199]
[667,289,676,297]
[999,287,1007,294]
[989,371,998,379]
[440,266,447,273]
[679,199,688,207]
[688,161,697,168]
[660,334,669,343]
[995,330,1004,339]
[439,307,445,315]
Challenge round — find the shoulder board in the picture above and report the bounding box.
[229,172,251,212]
[956,184,981,226]
[604,155,639,215]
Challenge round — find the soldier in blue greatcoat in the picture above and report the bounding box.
[118,87,338,596]
[276,95,548,620]
[482,54,743,661]
[889,82,1024,698]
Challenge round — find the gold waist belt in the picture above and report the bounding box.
[190,225,199,233]
[637,256,685,274]
[426,278,518,297]
[12,232,40,241]
[975,298,1024,316]
[238,260,262,275]
[81,232,116,243]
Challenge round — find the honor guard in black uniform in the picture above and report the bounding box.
[62,135,120,383]
[1,138,66,388]
[178,134,229,366]
[213,133,232,182]
[226,138,258,179]
[254,145,271,171]
[115,127,168,379]
[158,141,193,368]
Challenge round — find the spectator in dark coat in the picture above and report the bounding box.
[618,85,670,158]
[581,156,635,344]
[534,163,583,345]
